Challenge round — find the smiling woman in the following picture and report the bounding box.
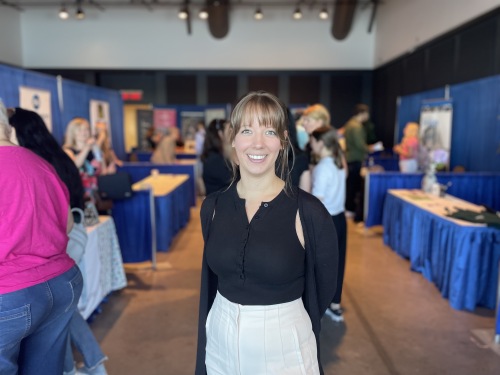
[196,91,340,375]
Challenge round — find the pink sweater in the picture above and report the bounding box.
[0,146,74,294]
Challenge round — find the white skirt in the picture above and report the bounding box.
[206,291,320,375]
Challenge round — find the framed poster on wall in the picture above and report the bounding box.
[419,100,453,171]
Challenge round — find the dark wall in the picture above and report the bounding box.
[372,7,500,149]
[36,68,373,130]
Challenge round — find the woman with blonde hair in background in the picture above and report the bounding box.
[394,122,420,173]
[299,103,332,192]
[95,122,123,174]
[63,118,105,201]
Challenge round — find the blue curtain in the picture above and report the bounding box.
[61,79,125,159]
[0,64,62,140]
[0,65,24,106]
[449,76,500,172]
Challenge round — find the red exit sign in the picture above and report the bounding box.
[120,90,143,101]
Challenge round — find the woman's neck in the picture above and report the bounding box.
[237,173,284,201]
[0,133,15,146]
[319,148,332,159]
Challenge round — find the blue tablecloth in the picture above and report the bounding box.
[366,172,500,227]
[118,162,196,207]
[130,151,196,161]
[112,178,191,263]
[382,191,500,311]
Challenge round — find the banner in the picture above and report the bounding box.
[19,86,52,132]
[419,100,453,171]
[90,100,111,142]
[154,108,177,129]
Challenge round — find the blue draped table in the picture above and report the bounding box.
[365,172,500,228]
[130,150,197,162]
[383,189,500,311]
[112,174,191,263]
[118,161,196,207]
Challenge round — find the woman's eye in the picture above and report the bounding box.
[266,129,277,136]
[241,129,251,134]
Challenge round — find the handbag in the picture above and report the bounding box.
[83,201,100,227]
[67,207,88,264]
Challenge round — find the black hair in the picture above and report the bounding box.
[200,119,227,162]
[9,108,85,209]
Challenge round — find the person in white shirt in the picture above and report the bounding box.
[310,126,348,322]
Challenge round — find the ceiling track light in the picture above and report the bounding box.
[75,7,85,20]
[293,7,302,20]
[319,7,329,20]
[58,5,69,20]
[199,7,208,19]
[254,7,263,20]
[178,6,189,20]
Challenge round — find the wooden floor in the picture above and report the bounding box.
[89,199,500,375]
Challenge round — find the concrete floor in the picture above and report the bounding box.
[89,201,500,375]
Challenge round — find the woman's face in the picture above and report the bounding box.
[310,136,323,155]
[75,123,91,143]
[301,115,323,134]
[233,115,283,178]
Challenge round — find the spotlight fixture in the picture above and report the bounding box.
[58,5,69,20]
[199,8,208,19]
[319,7,329,20]
[293,7,302,20]
[254,7,263,20]
[178,5,189,20]
[75,7,85,20]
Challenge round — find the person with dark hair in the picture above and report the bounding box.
[342,104,380,223]
[200,119,232,195]
[310,126,348,322]
[0,103,82,374]
[9,108,85,210]
[9,108,108,375]
[195,91,339,375]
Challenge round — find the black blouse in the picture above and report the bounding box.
[205,184,305,305]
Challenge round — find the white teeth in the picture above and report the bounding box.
[248,154,266,160]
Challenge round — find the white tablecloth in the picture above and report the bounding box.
[77,216,127,319]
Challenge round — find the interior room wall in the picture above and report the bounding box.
[375,0,500,66]
[0,8,22,67]
[20,7,374,70]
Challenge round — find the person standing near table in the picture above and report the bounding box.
[195,91,339,375]
[63,117,105,202]
[0,102,82,374]
[310,126,348,322]
[8,108,109,375]
[343,104,382,223]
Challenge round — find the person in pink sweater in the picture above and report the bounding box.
[394,122,420,173]
[0,102,82,374]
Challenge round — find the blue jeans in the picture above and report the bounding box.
[64,311,107,372]
[0,265,83,375]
